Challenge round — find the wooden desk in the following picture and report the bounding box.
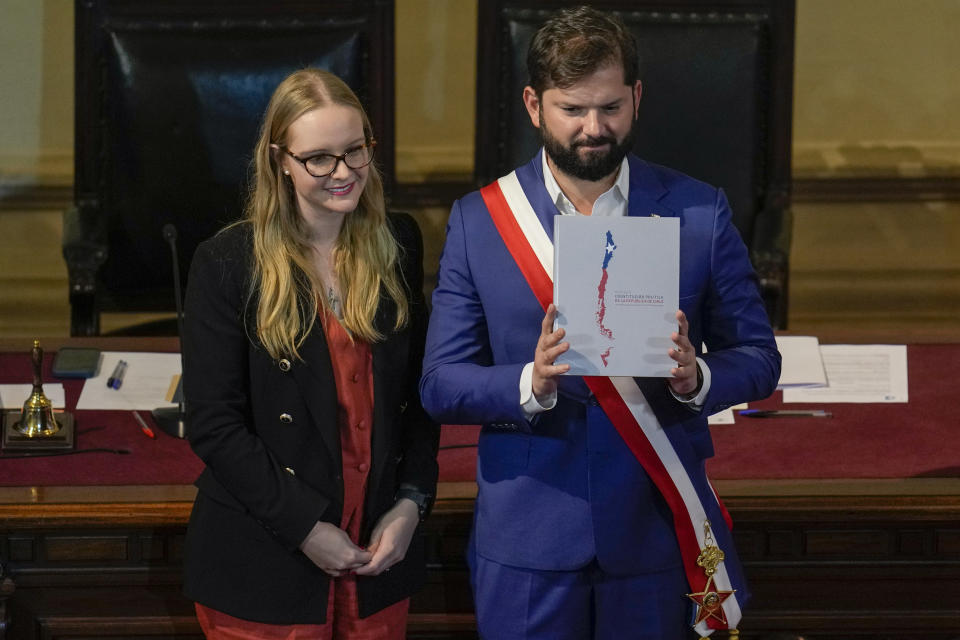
[2,338,959,639]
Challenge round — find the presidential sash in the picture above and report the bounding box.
[480,170,741,636]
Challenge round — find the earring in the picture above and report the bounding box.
[283,170,290,176]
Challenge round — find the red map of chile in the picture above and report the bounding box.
[595,230,616,366]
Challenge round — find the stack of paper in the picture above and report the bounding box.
[783,344,908,403]
[0,384,66,409]
[775,335,828,389]
[76,351,180,410]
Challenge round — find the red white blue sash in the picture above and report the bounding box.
[480,171,741,635]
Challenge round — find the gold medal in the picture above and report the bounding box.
[686,520,736,629]
[688,574,735,626]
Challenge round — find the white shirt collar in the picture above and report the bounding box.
[541,150,630,217]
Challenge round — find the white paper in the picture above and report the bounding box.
[76,351,180,410]
[706,402,746,425]
[0,384,66,409]
[707,408,735,424]
[782,344,908,403]
[775,335,828,389]
[553,215,679,376]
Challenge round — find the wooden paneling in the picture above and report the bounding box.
[3,483,960,639]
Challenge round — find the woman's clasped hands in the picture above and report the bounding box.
[299,498,420,577]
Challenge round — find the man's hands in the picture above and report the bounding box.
[353,499,419,576]
[668,310,699,396]
[532,304,570,403]
[533,306,696,398]
[300,521,372,577]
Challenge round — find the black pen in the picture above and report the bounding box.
[111,360,128,390]
[740,409,831,418]
[106,360,124,388]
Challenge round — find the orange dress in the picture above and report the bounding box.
[196,310,409,639]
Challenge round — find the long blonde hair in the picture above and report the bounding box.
[244,68,408,360]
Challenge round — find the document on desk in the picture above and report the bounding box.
[76,351,180,410]
[707,408,735,425]
[775,335,827,389]
[553,215,679,376]
[782,344,908,403]
[0,384,66,409]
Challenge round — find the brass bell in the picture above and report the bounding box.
[15,340,61,437]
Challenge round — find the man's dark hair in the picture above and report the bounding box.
[527,6,639,95]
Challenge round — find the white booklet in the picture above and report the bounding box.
[553,215,679,376]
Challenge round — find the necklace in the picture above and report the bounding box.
[327,286,342,320]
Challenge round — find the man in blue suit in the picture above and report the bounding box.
[420,6,780,638]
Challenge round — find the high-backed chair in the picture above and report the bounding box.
[65,0,396,335]
[475,0,795,328]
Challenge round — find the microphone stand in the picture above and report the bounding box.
[152,224,187,438]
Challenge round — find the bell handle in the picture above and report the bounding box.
[31,339,43,389]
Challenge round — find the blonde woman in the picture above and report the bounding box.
[182,68,439,638]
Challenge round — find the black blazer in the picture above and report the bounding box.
[181,212,439,623]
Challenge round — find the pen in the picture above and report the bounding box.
[106,360,124,388]
[132,411,156,439]
[111,360,128,390]
[739,409,832,418]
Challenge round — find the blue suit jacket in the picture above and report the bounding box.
[421,152,780,586]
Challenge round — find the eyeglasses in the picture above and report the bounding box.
[273,140,376,178]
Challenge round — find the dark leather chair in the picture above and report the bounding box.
[475,1,795,328]
[65,0,396,335]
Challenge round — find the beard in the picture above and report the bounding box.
[540,110,637,182]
